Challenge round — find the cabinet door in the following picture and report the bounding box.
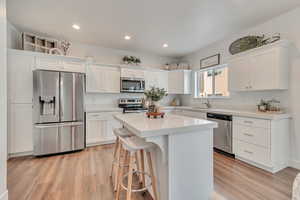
[63,61,86,73]
[105,68,121,93]
[228,57,250,91]
[86,112,121,145]
[145,71,158,90]
[35,56,64,71]
[168,71,183,94]
[9,104,33,154]
[8,53,34,103]
[250,49,278,90]
[86,65,120,93]
[158,71,169,91]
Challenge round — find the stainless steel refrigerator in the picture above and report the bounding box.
[33,70,85,156]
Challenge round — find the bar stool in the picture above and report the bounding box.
[115,136,159,200]
[111,128,133,191]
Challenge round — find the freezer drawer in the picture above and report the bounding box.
[34,122,85,156]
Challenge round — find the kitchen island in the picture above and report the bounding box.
[114,113,218,200]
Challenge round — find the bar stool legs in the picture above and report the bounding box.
[140,150,146,188]
[146,151,158,200]
[126,152,135,200]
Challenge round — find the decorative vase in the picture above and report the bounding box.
[148,101,160,113]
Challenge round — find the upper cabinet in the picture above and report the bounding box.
[145,70,168,91]
[86,64,120,93]
[121,68,144,79]
[35,55,86,73]
[228,40,290,92]
[168,70,192,94]
[8,50,34,104]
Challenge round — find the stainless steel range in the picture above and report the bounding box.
[33,70,85,156]
[118,98,147,113]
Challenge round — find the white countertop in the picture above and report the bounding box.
[85,104,290,120]
[114,113,217,137]
[85,104,123,113]
[162,106,291,120]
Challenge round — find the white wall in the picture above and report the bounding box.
[181,7,300,169]
[0,0,8,199]
[7,22,21,50]
[69,42,173,69]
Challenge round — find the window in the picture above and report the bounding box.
[194,64,229,98]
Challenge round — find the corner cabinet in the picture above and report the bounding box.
[228,40,290,91]
[168,70,192,94]
[86,112,122,146]
[86,65,121,93]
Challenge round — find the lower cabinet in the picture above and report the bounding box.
[8,103,33,155]
[233,116,290,173]
[86,112,122,146]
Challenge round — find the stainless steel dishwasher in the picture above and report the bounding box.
[207,113,233,155]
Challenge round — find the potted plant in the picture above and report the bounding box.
[122,56,141,65]
[144,87,167,113]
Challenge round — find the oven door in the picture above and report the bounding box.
[121,78,145,93]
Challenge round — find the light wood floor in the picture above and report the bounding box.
[8,145,299,200]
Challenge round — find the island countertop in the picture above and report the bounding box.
[114,113,218,137]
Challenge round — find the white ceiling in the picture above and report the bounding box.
[7,0,300,57]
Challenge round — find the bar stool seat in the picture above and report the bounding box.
[115,136,159,200]
[113,128,134,137]
[119,136,154,152]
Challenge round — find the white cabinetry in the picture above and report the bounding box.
[86,65,120,93]
[8,104,33,154]
[86,112,122,146]
[229,40,289,91]
[8,50,34,156]
[121,68,144,79]
[8,51,34,104]
[168,70,192,94]
[35,55,86,73]
[145,70,168,91]
[233,116,290,173]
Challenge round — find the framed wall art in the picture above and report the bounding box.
[200,54,220,69]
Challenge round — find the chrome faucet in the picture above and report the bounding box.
[203,99,211,108]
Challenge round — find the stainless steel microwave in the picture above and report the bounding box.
[120,77,145,93]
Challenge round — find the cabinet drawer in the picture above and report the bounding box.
[236,141,271,167]
[234,117,270,129]
[234,125,270,148]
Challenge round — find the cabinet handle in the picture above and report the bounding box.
[244,120,253,124]
[244,133,253,137]
[244,150,253,154]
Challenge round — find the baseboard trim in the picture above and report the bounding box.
[8,151,33,158]
[290,159,300,170]
[0,190,8,200]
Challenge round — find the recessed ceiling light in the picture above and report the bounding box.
[163,43,168,48]
[72,24,80,30]
[124,35,131,40]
